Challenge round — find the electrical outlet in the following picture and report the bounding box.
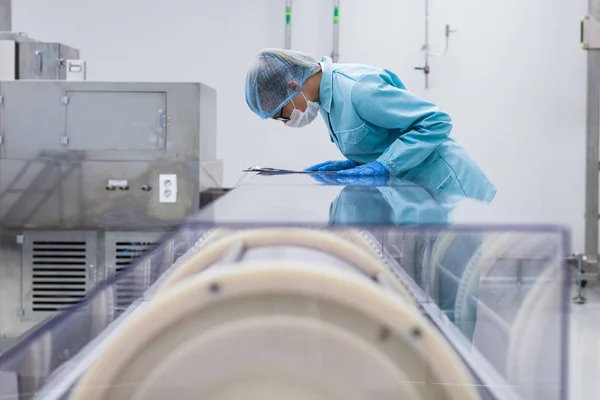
[159,174,177,203]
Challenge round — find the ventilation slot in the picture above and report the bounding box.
[31,241,88,312]
[114,241,157,311]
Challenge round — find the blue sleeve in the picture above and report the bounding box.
[351,72,452,175]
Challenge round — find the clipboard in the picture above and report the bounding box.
[242,166,338,174]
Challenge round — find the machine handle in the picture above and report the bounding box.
[35,51,43,75]
[157,109,166,137]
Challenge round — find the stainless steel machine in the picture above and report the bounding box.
[0,0,83,82]
[0,81,221,344]
[0,173,571,400]
[0,0,222,348]
[0,32,82,80]
[0,79,221,346]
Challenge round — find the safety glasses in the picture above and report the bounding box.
[273,111,289,122]
[272,99,296,122]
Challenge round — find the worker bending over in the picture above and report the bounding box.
[245,48,496,203]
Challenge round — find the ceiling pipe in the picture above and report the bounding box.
[285,0,292,49]
[331,0,340,62]
[0,0,11,32]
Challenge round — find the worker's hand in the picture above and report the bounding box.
[337,161,389,178]
[304,159,357,172]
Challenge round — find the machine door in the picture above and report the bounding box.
[65,90,168,152]
[17,42,63,79]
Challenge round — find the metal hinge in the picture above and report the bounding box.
[581,14,600,50]
[16,235,23,244]
[61,95,69,105]
[0,95,3,105]
[0,135,3,146]
[16,308,24,318]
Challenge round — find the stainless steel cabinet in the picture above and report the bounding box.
[0,34,80,80]
[0,81,216,162]
[17,41,79,79]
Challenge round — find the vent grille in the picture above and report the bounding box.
[31,240,88,312]
[113,240,157,311]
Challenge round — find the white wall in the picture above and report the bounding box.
[12,0,588,250]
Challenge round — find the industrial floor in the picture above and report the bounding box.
[569,283,600,400]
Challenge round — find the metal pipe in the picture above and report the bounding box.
[424,0,429,88]
[424,0,429,53]
[416,1,456,89]
[0,0,11,32]
[331,0,340,62]
[585,0,600,270]
[415,0,431,89]
[429,25,456,57]
[285,0,292,49]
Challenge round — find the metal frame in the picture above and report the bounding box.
[582,1,600,276]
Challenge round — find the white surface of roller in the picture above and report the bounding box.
[72,260,478,400]
[155,228,413,304]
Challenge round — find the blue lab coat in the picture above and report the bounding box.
[318,56,496,203]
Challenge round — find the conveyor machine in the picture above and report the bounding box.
[0,174,571,400]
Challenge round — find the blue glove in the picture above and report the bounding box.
[304,159,357,172]
[337,161,389,177]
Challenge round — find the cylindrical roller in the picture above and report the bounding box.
[330,228,388,262]
[430,231,564,400]
[453,233,515,335]
[507,257,564,400]
[72,261,477,400]
[155,228,414,305]
[197,228,387,262]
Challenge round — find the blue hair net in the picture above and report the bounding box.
[245,48,321,119]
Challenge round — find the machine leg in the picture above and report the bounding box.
[573,255,587,304]
[583,1,600,274]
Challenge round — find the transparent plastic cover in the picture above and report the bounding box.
[0,221,570,400]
